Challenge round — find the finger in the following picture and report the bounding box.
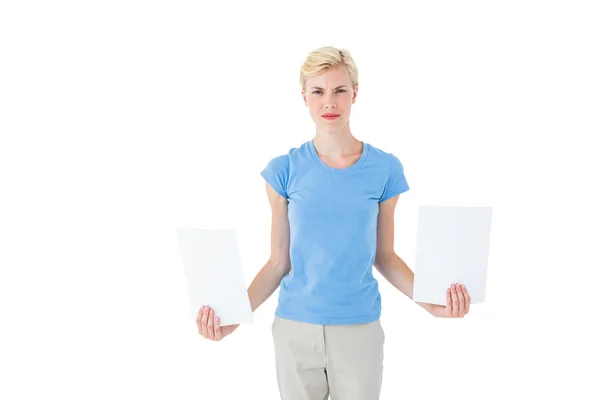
[462,285,471,314]
[198,306,207,336]
[456,284,465,317]
[202,306,209,337]
[198,306,206,337]
[451,285,459,317]
[207,309,215,340]
[446,288,452,317]
[214,315,222,341]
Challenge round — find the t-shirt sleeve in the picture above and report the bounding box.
[380,154,410,202]
[260,154,290,198]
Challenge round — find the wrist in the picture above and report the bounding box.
[430,304,447,318]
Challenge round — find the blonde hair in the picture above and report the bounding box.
[299,46,359,91]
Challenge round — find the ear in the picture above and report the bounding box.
[302,89,307,106]
[352,85,358,104]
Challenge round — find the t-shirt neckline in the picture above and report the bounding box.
[308,139,370,174]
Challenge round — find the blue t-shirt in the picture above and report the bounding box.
[260,139,410,325]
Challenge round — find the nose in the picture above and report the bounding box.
[324,93,336,109]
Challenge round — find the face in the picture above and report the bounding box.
[302,66,358,130]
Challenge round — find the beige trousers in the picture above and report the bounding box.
[271,315,385,400]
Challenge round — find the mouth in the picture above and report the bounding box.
[321,114,340,119]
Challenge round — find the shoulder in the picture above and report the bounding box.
[366,142,405,170]
[368,141,410,202]
[265,153,290,169]
[260,144,304,198]
[263,141,313,174]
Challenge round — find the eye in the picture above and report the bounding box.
[312,89,346,95]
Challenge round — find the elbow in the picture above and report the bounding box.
[374,251,396,270]
[268,257,291,277]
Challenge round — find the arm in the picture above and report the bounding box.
[374,195,471,318]
[199,182,290,339]
[373,195,436,315]
[246,182,291,314]
[374,252,435,314]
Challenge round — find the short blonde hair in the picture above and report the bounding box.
[299,46,359,91]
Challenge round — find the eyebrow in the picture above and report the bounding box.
[310,85,348,90]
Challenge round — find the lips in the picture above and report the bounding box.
[322,114,340,117]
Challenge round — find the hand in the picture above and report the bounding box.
[430,283,471,318]
[197,305,239,341]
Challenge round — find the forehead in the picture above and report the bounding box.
[306,66,351,88]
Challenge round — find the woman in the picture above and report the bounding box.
[197,46,471,399]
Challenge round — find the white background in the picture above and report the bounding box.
[1,1,598,399]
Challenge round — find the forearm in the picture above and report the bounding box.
[375,253,435,315]
[247,260,288,313]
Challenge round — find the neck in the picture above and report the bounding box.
[312,123,361,157]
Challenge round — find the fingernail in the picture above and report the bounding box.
[461,285,465,289]
[201,306,204,311]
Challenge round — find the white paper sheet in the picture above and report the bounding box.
[413,206,493,305]
[176,228,253,326]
